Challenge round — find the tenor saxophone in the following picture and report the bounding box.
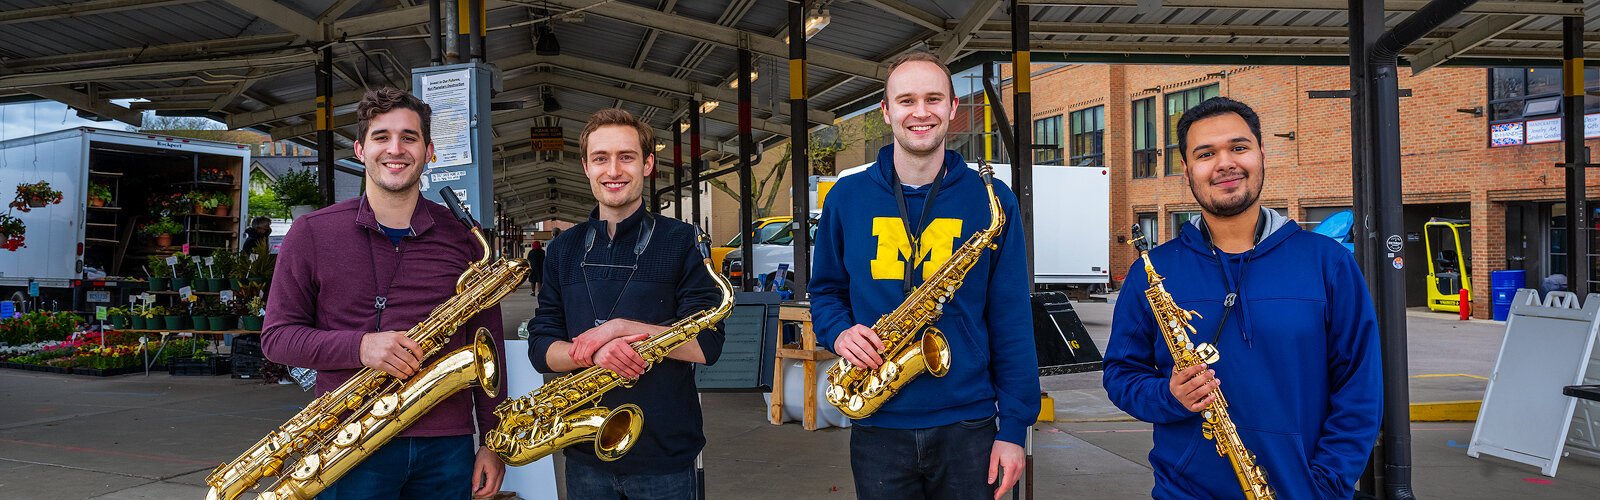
[1129,226,1274,500]
[822,161,1005,419]
[205,224,529,500]
[485,230,734,466]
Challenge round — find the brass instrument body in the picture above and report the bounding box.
[486,235,735,467]
[1136,240,1275,500]
[823,162,1005,420]
[206,228,528,500]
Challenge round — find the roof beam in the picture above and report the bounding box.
[497,54,835,125]
[859,0,946,31]
[0,53,318,90]
[230,88,365,130]
[1015,0,1588,17]
[129,100,216,111]
[318,0,366,23]
[537,73,791,136]
[935,0,1004,62]
[965,20,1600,43]
[1410,15,1527,73]
[0,34,300,71]
[963,39,1599,60]
[98,84,236,99]
[0,0,201,25]
[27,85,143,125]
[545,0,887,81]
[222,0,325,41]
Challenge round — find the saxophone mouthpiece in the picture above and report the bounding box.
[1129,223,1149,251]
[439,186,478,229]
[694,227,712,260]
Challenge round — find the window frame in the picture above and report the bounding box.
[1163,84,1219,176]
[1068,105,1106,168]
[1132,97,1158,179]
[1032,114,1064,166]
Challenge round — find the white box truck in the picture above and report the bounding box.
[730,162,1111,292]
[0,128,252,308]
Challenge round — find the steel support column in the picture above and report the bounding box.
[739,47,756,292]
[1011,1,1035,283]
[788,0,812,296]
[674,118,684,220]
[1358,1,1480,498]
[1349,0,1381,493]
[317,45,335,207]
[1562,0,1590,297]
[429,0,443,65]
[691,98,703,229]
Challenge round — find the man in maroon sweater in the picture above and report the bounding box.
[261,87,506,499]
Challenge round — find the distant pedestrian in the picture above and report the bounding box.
[527,240,545,296]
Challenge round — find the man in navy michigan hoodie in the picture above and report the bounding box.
[810,50,1039,500]
[1103,97,1382,499]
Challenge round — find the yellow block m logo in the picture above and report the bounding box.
[870,217,963,281]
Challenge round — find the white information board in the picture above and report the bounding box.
[421,69,473,168]
[499,340,558,499]
[1468,290,1600,476]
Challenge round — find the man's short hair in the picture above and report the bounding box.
[579,108,655,159]
[356,87,433,144]
[884,50,954,98]
[1176,97,1263,164]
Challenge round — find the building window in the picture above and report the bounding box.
[1069,106,1105,167]
[1033,114,1063,165]
[1136,213,1158,245]
[1132,98,1158,179]
[1489,67,1600,123]
[1171,211,1202,241]
[1164,84,1220,175]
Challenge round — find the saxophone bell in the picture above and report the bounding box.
[594,403,644,462]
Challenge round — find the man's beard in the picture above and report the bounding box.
[1189,171,1263,217]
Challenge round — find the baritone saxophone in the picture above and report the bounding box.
[1129,224,1274,500]
[823,161,1005,419]
[485,228,734,466]
[205,189,528,500]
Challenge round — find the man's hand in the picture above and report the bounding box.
[833,324,884,370]
[471,446,505,498]
[1170,364,1219,412]
[594,333,651,379]
[989,440,1026,500]
[569,319,653,367]
[359,331,422,379]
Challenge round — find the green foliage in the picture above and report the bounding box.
[0,311,82,345]
[147,255,171,276]
[88,183,113,203]
[142,217,183,236]
[271,168,321,207]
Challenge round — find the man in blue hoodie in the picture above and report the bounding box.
[1102,97,1382,499]
[810,50,1039,500]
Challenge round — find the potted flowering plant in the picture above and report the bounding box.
[105,306,130,330]
[0,213,25,251]
[142,218,183,247]
[213,193,233,216]
[187,190,213,215]
[10,181,64,212]
[146,255,171,291]
[87,183,113,207]
[240,296,266,331]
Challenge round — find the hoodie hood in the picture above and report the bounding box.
[1182,206,1294,255]
[867,144,971,195]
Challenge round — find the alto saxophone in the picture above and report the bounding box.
[1129,225,1274,500]
[823,161,1005,419]
[485,230,734,466]
[206,196,529,500]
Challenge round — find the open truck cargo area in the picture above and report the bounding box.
[0,128,251,308]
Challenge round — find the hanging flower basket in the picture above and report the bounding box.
[0,213,25,252]
[10,181,64,213]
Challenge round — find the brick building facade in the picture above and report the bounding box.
[1012,63,1600,318]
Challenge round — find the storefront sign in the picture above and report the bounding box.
[1490,122,1524,147]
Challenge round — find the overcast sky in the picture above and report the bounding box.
[0,100,136,142]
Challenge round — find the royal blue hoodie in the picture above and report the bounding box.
[1103,208,1383,499]
[811,146,1040,446]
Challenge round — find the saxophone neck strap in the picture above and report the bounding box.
[890,161,947,296]
[580,212,656,326]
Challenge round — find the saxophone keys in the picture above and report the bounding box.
[1194,343,1221,364]
[334,422,363,447]
[370,394,400,418]
[288,453,322,481]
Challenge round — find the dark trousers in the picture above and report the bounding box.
[565,459,695,500]
[850,415,998,500]
[317,435,473,500]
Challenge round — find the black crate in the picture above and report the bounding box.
[231,354,265,379]
[170,355,231,376]
[232,335,262,358]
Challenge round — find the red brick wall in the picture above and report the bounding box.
[1008,63,1600,318]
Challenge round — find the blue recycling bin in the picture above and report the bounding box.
[1490,270,1526,321]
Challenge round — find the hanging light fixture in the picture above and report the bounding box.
[536,24,561,56]
[679,120,690,133]
[804,8,831,40]
[541,87,561,112]
[699,100,720,113]
[729,69,759,89]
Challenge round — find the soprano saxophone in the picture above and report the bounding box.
[1130,224,1274,500]
[485,229,734,466]
[206,191,528,500]
[823,161,1004,419]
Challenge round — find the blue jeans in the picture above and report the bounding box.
[565,459,695,500]
[850,415,998,500]
[317,435,474,500]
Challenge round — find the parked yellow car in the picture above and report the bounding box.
[711,216,790,273]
